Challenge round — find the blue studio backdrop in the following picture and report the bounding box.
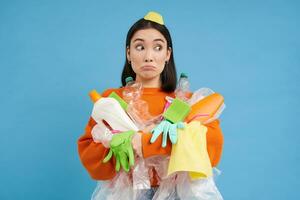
[0,0,299,199]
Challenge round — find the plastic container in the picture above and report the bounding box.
[175,73,190,102]
[89,90,138,132]
[122,77,143,103]
[123,77,158,130]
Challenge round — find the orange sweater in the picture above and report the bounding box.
[77,87,224,183]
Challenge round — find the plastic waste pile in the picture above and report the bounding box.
[89,74,225,200]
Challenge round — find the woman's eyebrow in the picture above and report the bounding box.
[133,38,165,43]
[153,38,165,43]
[133,38,144,43]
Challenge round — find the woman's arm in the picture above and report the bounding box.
[140,119,224,167]
[141,132,172,158]
[205,119,224,167]
[77,117,117,180]
[77,89,118,180]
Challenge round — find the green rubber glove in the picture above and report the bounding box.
[151,120,185,148]
[103,130,135,172]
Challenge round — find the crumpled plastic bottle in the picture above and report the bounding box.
[123,77,158,131]
[175,73,190,102]
[122,77,143,103]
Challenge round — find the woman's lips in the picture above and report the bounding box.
[141,65,156,71]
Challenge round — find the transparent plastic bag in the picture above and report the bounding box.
[91,121,113,148]
[133,158,151,190]
[91,157,152,200]
[188,88,215,106]
[91,171,133,200]
[91,150,223,200]
[145,156,170,185]
[153,168,223,200]
[176,169,223,200]
[132,158,152,199]
[152,174,178,200]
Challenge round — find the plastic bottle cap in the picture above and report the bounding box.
[180,73,188,78]
[89,90,102,103]
[125,77,134,84]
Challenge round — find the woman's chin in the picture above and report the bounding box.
[138,72,159,80]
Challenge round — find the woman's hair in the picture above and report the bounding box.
[121,18,177,92]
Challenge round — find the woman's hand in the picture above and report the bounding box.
[145,123,157,133]
[131,131,143,157]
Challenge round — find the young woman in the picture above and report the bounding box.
[78,11,224,199]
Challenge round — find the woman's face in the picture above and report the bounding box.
[127,28,171,85]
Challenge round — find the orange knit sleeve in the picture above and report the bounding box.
[205,119,224,167]
[77,89,118,180]
[141,132,172,158]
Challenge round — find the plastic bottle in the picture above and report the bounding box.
[89,90,139,132]
[122,77,143,103]
[175,73,190,102]
[122,77,158,130]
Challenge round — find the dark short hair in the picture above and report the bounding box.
[121,18,177,92]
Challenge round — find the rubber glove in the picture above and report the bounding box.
[103,130,135,172]
[151,120,185,147]
[150,98,190,147]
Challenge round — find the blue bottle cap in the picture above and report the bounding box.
[125,76,134,84]
[180,73,188,78]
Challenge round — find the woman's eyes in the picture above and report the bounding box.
[154,45,162,51]
[135,44,162,51]
[135,45,144,51]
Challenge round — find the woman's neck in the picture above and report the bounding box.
[136,76,161,88]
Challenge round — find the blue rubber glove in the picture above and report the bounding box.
[150,120,185,148]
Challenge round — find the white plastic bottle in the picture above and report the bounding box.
[89,90,139,132]
[175,73,190,102]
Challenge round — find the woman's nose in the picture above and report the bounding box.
[144,50,154,62]
[145,58,153,62]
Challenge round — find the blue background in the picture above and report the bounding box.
[1,0,299,199]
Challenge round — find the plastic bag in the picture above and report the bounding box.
[91,171,132,200]
[91,157,152,200]
[91,121,113,148]
[152,173,178,200]
[176,169,223,200]
[145,156,170,184]
[153,168,223,200]
[188,88,215,105]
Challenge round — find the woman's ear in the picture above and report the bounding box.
[166,47,172,62]
[126,46,130,62]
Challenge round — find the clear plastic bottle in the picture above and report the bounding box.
[175,73,190,102]
[123,77,143,103]
[123,77,158,130]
